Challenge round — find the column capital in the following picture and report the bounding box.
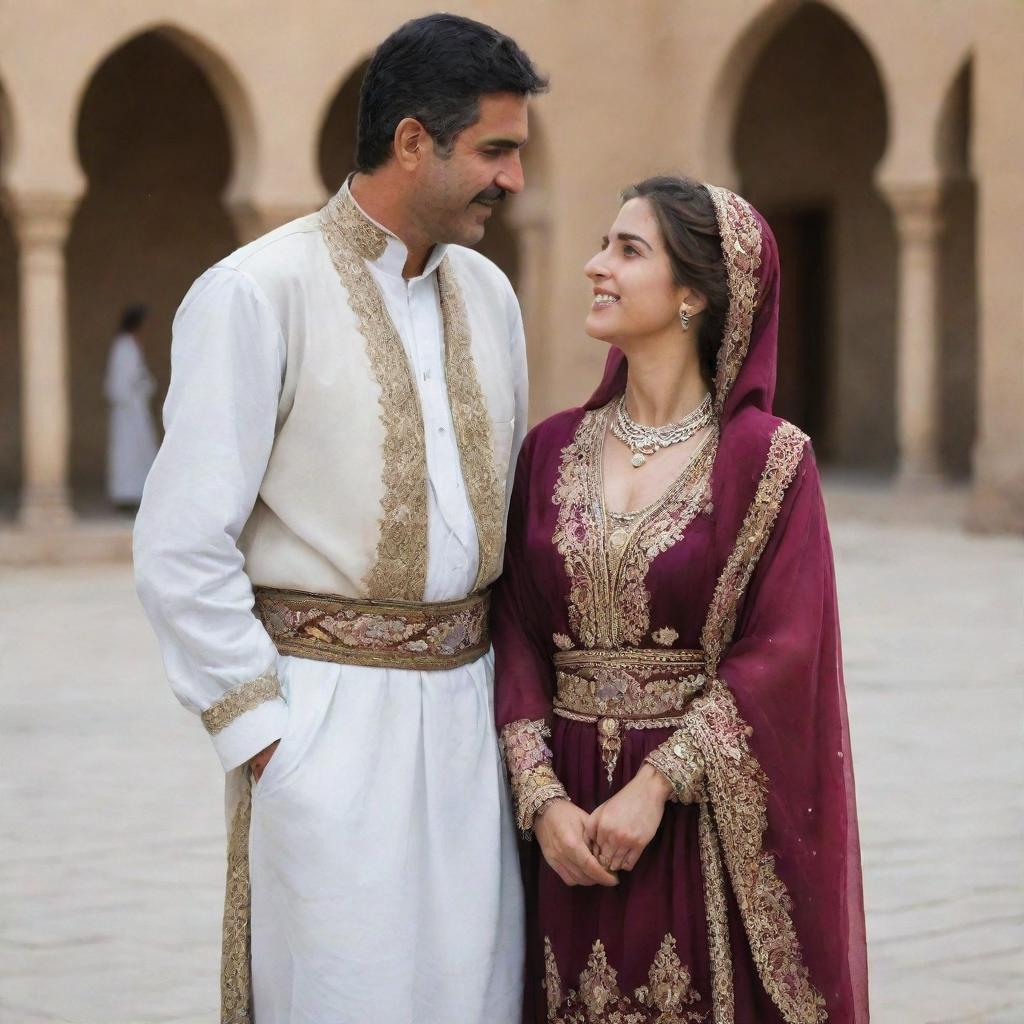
[9,190,78,250]
[881,182,944,245]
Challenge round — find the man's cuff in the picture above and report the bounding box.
[202,673,288,771]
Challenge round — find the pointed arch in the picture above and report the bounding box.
[703,0,889,186]
[68,28,241,505]
[74,21,259,205]
[730,1,894,469]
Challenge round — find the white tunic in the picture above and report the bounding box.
[134,191,527,1023]
[105,332,158,503]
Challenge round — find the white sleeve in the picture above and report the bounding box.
[507,287,529,475]
[134,266,288,771]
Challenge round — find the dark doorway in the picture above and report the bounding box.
[769,206,831,455]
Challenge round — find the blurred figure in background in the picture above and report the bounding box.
[104,303,158,510]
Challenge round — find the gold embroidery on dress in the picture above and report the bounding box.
[644,731,706,804]
[698,804,735,1024]
[499,718,569,833]
[552,405,717,650]
[320,190,429,600]
[701,422,808,676]
[437,260,506,589]
[544,934,706,1023]
[652,627,679,647]
[221,774,253,1024]
[705,186,762,417]
[687,422,826,1023]
[202,673,280,736]
[553,647,706,719]
[554,632,575,651]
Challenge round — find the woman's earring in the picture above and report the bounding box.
[679,307,692,332]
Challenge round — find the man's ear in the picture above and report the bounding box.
[393,117,428,171]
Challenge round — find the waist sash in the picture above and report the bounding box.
[553,646,707,779]
[254,586,490,670]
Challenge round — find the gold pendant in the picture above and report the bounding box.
[597,717,622,783]
[631,452,647,468]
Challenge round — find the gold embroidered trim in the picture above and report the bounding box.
[221,774,253,1024]
[688,688,826,1023]
[698,804,735,1024]
[644,729,706,804]
[552,405,717,649]
[254,586,490,670]
[437,259,507,590]
[499,718,569,833]
[544,934,706,1023]
[552,408,609,648]
[687,423,823,1022]
[553,632,574,651]
[201,673,281,736]
[705,185,762,417]
[701,421,808,677]
[320,190,429,600]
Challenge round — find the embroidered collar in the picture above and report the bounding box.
[326,177,448,280]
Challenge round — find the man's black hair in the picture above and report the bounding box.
[355,13,547,172]
[119,304,148,334]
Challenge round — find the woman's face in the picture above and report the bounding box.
[584,197,684,345]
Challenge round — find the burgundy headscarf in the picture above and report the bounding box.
[586,184,869,1022]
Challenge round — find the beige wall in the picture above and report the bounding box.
[0,0,1021,529]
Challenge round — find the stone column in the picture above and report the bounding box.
[886,183,944,483]
[14,193,76,527]
[506,190,551,422]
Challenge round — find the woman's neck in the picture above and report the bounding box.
[619,336,708,426]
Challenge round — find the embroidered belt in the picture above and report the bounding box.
[254,586,491,670]
[552,646,707,780]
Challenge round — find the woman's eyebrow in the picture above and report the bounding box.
[615,232,652,251]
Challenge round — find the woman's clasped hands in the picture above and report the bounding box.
[534,764,674,886]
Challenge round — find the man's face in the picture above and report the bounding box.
[412,92,529,247]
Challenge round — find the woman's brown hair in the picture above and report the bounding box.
[621,176,728,387]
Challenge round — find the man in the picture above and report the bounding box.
[104,303,158,510]
[134,15,546,1023]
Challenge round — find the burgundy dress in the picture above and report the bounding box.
[493,187,868,1024]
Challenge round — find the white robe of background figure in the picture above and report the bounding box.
[105,304,159,506]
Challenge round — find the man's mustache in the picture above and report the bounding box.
[472,187,507,206]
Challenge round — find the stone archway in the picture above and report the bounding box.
[936,60,977,479]
[0,77,20,515]
[732,2,894,469]
[67,29,241,509]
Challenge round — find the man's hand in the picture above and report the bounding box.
[586,764,672,872]
[534,800,619,888]
[249,740,280,783]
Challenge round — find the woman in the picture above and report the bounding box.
[494,177,868,1023]
[105,303,159,509]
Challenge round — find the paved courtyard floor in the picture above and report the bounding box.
[1,493,1022,1023]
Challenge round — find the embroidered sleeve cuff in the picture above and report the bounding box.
[645,728,706,805]
[499,718,570,834]
[203,673,288,772]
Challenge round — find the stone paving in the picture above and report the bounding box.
[1,499,1022,1023]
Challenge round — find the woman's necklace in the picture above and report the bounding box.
[611,391,714,468]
